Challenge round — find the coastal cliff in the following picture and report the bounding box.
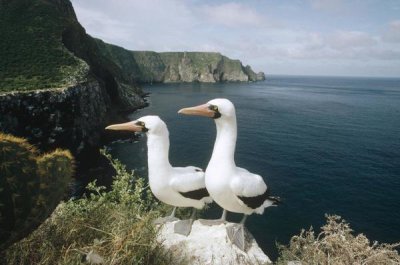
[0,0,264,181]
[0,0,147,183]
[95,39,266,83]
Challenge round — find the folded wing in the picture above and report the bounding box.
[169,166,210,200]
[230,167,271,209]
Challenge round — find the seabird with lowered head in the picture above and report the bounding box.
[106,115,212,236]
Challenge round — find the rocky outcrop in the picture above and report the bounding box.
[256,72,266,81]
[158,220,271,265]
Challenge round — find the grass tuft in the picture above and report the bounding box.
[3,152,181,265]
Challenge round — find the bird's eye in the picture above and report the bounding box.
[209,105,218,111]
[135,121,145,126]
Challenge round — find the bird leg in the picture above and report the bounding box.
[226,214,248,251]
[153,206,179,225]
[199,209,228,226]
[174,208,197,236]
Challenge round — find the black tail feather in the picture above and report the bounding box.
[268,196,282,205]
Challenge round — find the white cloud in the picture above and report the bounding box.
[71,0,197,51]
[72,6,134,43]
[70,0,400,77]
[382,20,400,43]
[309,0,344,11]
[200,2,265,28]
[327,31,377,50]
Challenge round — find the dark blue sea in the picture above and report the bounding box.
[108,75,400,260]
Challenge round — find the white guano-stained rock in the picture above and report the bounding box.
[157,220,272,265]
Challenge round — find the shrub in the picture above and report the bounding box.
[2,151,180,265]
[277,215,400,265]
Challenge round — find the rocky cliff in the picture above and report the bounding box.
[0,81,107,155]
[0,0,264,184]
[0,0,146,185]
[95,39,266,84]
[158,220,271,264]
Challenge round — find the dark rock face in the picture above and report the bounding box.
[0,81,107,154]
[0,81,123,191]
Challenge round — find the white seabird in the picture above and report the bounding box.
[178,98,280,250]
[106,115,212,236]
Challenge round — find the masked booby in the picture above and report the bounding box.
[106,115,212,236]
[178,98,280,250]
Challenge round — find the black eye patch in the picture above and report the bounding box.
[208,105,221,119]
[135,121,149,132]
[208,105,218,111]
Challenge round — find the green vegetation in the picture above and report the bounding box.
[277,215,400,265]
[0,0,88,92]
[130,51,166,82]
[3,152,181,265]
[1,141,398,264]
[0,132,74,250]
[93,39,143,81]
[159,52,222,70]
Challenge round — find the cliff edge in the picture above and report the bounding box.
[158,220,271,265]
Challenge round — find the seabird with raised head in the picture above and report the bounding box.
[178,98,280,250]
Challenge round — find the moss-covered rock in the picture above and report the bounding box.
[0,132,74,251]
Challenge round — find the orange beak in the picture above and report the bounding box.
[178,103,215,118]
[105,121,142,132]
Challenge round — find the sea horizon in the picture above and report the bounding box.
[265,73,400,80]
[109,75,400,260]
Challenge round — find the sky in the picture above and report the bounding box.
[70,0,400,77]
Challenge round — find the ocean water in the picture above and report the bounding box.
[108,75,400,260]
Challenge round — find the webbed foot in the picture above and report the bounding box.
[174,219,194,236]
[226,223,246,251]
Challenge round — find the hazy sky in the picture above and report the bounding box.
[70,0,400,77]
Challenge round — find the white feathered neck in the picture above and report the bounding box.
[146,129,172,176]
[208,114,237,169]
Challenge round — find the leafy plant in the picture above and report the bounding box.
[277,215,400,265]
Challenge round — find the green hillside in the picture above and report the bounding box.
[0,0,88,92]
